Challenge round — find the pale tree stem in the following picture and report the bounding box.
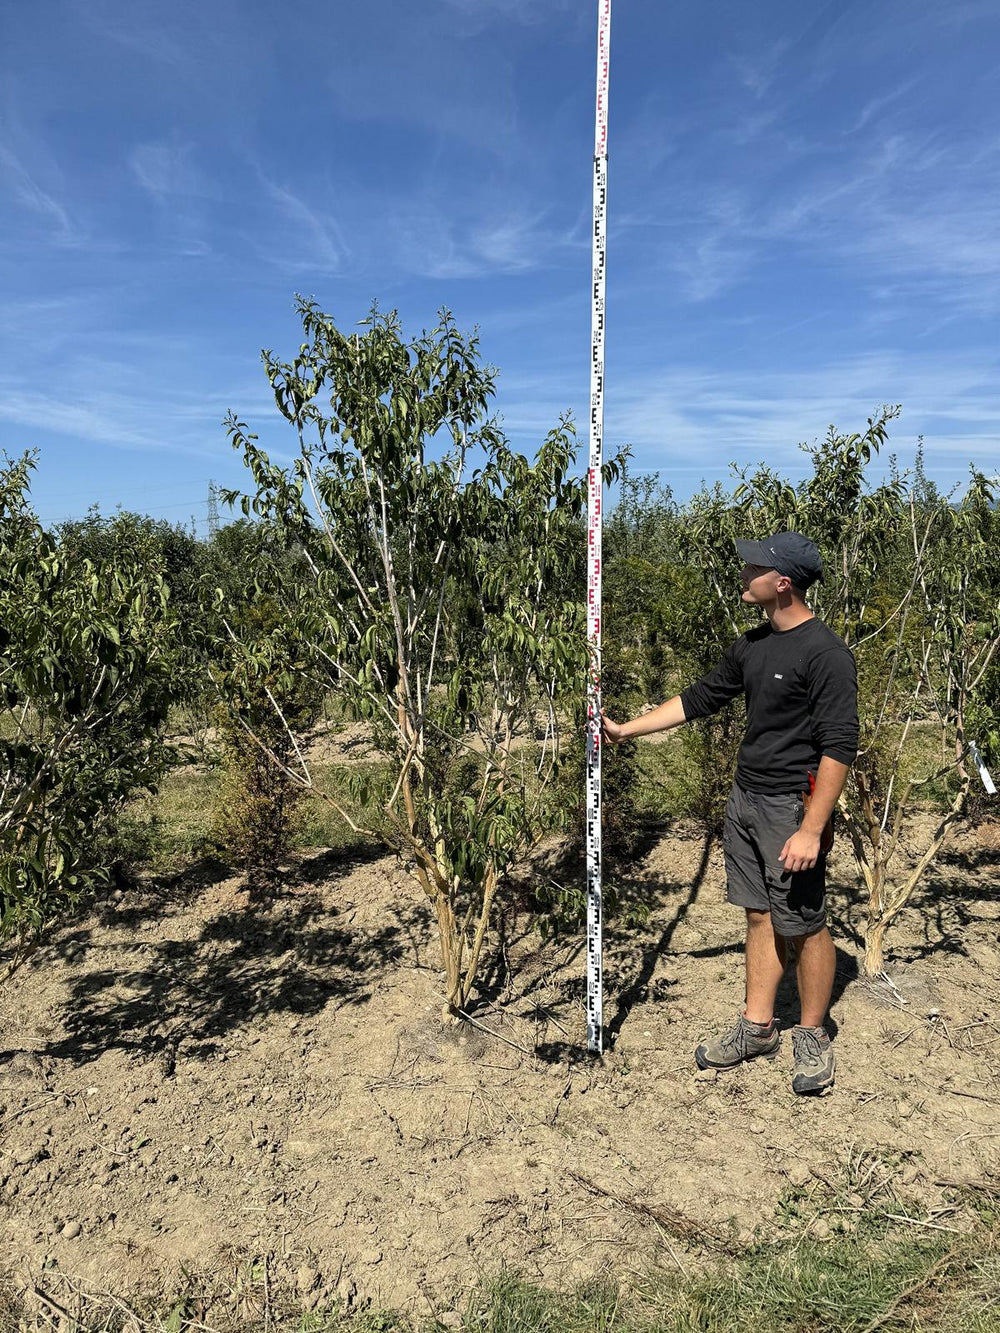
[299,451,380,620]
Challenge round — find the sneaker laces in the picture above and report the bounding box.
[719,1019,744,1054]
[723,1015,766,1055]
[793,1027,826,1068]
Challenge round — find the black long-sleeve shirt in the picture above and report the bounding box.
[680,618,858,795]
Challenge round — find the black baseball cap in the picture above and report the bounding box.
[734,531,824,589]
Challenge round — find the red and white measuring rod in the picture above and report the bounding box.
[586,0,611,1055]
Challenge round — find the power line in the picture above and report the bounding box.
[38,481,216,505]
[53,498,212,517]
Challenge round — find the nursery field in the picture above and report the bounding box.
[2,728,999,1332]
[3,314,1000,1331]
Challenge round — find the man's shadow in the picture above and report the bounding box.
[605,830,716,1046]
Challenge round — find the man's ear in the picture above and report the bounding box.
[774,572,793,594]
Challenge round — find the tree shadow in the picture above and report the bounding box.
[37,850,404,1072]
[826,873,866,949]
[278,839,391,888]
[387,897,435,973]
[467,894,552,1011]
[533,1038,602,1067]
[937,842,1000,874]
[828,842,998,972]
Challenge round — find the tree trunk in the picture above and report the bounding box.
[863,918,888,977]
[433,892,462,1020]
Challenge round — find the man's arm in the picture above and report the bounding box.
[779,641,859,875]
[801,757,850,836]
[778,755,851,874]
[603,637,747,745]
[602,695,687,744]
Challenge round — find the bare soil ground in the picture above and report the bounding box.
[1,817,998,1318]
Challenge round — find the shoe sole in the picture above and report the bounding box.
[792,1068,836,1095]
[694,1042,780,1071]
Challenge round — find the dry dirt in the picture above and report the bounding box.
[1,817,998,1317]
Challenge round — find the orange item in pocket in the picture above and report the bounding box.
[802,771,834,856]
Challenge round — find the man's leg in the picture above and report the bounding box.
[789,924,835,1028]
[744,908,787,1024]
[786,925,837,1093]
[694,907,785,1070]
[695,786,784,1071]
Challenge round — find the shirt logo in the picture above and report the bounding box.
[773,673,783,679]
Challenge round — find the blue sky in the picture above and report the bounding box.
[2,0,998,534]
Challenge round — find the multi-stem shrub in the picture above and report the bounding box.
[221,300,624,1016]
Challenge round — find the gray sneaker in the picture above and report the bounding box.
[695,1014,781,1070]
[791,1025,836,1094]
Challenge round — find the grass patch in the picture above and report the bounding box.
[469,1201,1000,1333]
[117,759,386,876]
[632,737,699,822]
[3,1207,997,1333]
[123,768,221,872]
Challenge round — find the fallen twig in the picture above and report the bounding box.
[0,1092,57,1131]
[943,1087,1000,1106]
[30,1286,74,1328]
[568,1170,740,1255]
[882,1212,964,1234]
[538,1005,572,1037]
[453,1004,533,1057]
[934,1177,1000,1197]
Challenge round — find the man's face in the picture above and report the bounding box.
[740,563,790,603]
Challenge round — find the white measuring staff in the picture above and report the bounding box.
[586,0,611,1056]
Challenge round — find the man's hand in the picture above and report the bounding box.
[599,696,687,745]
[778,828,821,875]
[600,709,628,745]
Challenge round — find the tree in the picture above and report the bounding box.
[212,596,320,874]
[0,454,181,973]
[221,301,622,1017]
[57,507,207,618]
[840,472,1000,975]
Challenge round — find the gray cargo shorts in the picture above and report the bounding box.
[723,783,826,936]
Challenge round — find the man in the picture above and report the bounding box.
[601,531,857,1095]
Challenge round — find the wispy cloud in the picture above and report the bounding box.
[76,0,251,76]
[0,355,281,463]
[606,351,1000,481]
[486,345,999,491]
[325,9,520,151]
[389,198,584,280]
[439,0,587,38]
[616,93,1000,315]
[130,138,205,198]
[727,40,792,100]
[847,78,920,134]
[78,1,191,70]
[257,176,347,275]
[0,141,78,242]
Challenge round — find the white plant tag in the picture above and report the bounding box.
[969,740,997,795]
